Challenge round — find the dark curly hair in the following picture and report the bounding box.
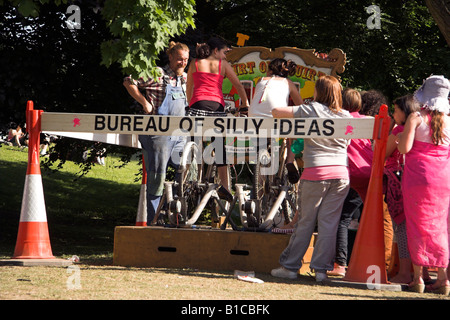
[268,58,297,78]
[360,89,390,116]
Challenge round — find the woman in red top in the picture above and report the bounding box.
[186,37,249,196]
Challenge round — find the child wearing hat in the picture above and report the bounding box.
[397,75,450,295]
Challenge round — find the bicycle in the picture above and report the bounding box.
[248,137,299,230]
[160,107,299,231]
[163,105,240,228]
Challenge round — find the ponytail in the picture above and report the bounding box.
[195,37,228,59]
[268,59,297,78]
[430,110,445,145]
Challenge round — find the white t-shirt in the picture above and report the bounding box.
[414,111,450,146]
[249,77,290,117]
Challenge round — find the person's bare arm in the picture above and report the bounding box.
[397,112,420,154]
[288,79,303,105]
[223,60,249,108]
[272,106,295,118]
[123,79,152,114]
[385,132,399,160]
[186,62,195,104]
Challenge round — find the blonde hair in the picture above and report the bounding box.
[430,110,446,145]
[314,75,343,113]
[166,41,189,55]
[342,88,361,112]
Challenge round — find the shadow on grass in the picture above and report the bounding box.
[0,158,140,259]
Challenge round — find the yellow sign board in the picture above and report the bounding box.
[223,46,346,108]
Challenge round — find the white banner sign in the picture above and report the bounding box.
[41,112,375,139]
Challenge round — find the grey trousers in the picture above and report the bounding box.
[279,178,350,273]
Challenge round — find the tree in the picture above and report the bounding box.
[193,0,450,100]
[101,0,196,80]
[0,1,138,175]
[425,0,450,47]
[1,0,196,176]
[0,1,127,121]
[2,0,449,176]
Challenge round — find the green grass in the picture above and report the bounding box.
[0,145,142,259]
[1,146,449,301]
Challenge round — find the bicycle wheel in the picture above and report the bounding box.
[206,160,233,223]
[251,144,278,229]
[175,141,203,225]
[276,140,298,226]
[251,139,296,230]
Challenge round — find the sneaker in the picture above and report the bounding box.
[271,267,298,280]
[315,271,328,282]
[327,264,346,277]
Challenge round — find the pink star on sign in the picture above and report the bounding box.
[345,125,353,135]
[73,118,81,127]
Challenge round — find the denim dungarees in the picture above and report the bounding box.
[139,77,187,223]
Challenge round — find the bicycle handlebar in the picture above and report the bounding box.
[225,105,248,117]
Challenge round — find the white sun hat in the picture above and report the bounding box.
[414,75,450,114]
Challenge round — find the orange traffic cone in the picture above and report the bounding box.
[135,155,147,226]
[343,105,391,285]
[13,101,54,259]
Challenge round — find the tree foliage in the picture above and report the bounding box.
[194,0,449,100]
[0,1,139,175]
[101,0,196,80]
[1,0,449,176]
[0,0,196,176]
[1,1,134,121]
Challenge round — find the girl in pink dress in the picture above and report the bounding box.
[397,75,450,295]
[345,89,373,202]
[384,94,420,284]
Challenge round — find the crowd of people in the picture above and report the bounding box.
[270,74,450,297]
[123,38,450,296]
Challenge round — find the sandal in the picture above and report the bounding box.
[286,163,300,184]
[408,280,425,293]
[425,280,450,295]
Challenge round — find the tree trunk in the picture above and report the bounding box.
[425,0,450,47]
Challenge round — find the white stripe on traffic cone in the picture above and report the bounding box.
[135,155,147,226]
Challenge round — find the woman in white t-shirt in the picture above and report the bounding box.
[249,59,303,183]
[249,58,303,116]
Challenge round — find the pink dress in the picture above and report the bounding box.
[383,125,405,225]
[347,112,373,202]
[402,113,450,268]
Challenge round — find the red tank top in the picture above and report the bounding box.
[189,59,225,107]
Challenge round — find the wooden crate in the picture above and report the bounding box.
[113,226,317,274]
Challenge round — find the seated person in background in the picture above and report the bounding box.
[8,122,27,147]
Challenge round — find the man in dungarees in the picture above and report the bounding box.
[123,42,190,224]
